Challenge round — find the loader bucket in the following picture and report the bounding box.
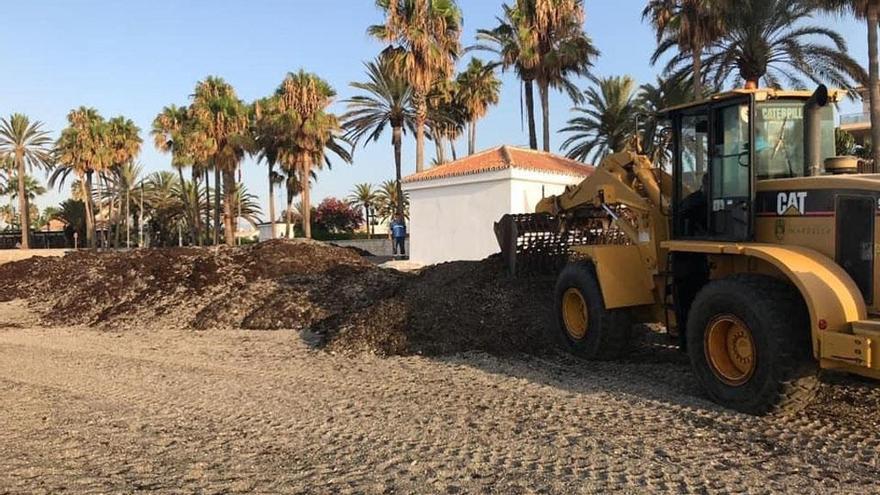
[494,208,633,276]
[494,213,571,275]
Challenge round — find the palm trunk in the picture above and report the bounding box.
[104,174,113,248]
[114,190,122,248]
[213,165,221,245]
[449,136,457,161]
[285,180,294,238]
[393,126,405,218]
[414,90,427,172]
[110,188,118,248]
[468,121,477,155]
[691,47,703,98]
[83,172,95,249]
[222,168,236,246]
[524,80,538,150]
[177,167,195,246]
[436,135,447,164]
[126,187,131,248]
[98,173,105,248]
[539,78,551,152]
[301,159,313,239]
[191,167,203,246]
[268,162,276,240]
[364,206,370,238]
[868,7,880,172]
[15,154,29,249]
[204,168,211,245]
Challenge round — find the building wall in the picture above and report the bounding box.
[332,238,408,257]
[404,169,585,265]
[258,223,295,241]
[405,170,511,265]
[509,169,580,214]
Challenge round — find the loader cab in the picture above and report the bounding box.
[665,88,838,242]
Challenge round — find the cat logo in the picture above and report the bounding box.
[776,191,808,216]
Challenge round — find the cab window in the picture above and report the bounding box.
[676,113,709,236]
[754,101,834,179]
[711,104,750,201]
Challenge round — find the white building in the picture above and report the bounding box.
[402,145,593,265]
[257,222,294,241]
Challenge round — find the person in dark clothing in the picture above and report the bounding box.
[680,173,709,235]
[390,215,407,257]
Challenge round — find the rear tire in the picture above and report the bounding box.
[554,262,633,360]
[686,274,819,415]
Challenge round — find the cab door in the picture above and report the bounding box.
[672,110,710,238]
[708,101,752,241]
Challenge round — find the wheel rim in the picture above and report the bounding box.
[704,315,757,387]
[562,288,589,340]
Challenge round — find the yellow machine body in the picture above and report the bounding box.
[495,87,880,381]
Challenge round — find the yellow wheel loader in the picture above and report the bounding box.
[496,86,880,415]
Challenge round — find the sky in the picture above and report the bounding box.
[0,0,870,216]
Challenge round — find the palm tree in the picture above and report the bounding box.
[637,76,693,167]
[53,107,110,248]
[693,0,867,91]
[107,161,143,247]
[141,171,185,246]
[426,78,467,163]
[35,206,60,232]
[56,199,87,245]
[189,76,250,246]
[252,97,285,240]
[0,114,53,249]
[643,0,727,99]
[343,56,415,218]
[230,183,263,232]
[348,183,379,236]
[456,58,502,155]
[104,116,141,247]
[0,174,47,231]
[1,174,47,201]
[152,104,202,244]
[283,168,304,238]
[273,70,351,239]
[560,76,640,163]
[475,3,540,149]
[369,0,463,172]
[376,178,410,222]
[813,0,880,168]
[513,0,599,152]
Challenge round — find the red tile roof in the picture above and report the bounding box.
[402,146,593,183]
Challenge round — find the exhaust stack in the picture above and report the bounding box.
[804,85,829,177]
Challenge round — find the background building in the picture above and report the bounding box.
[402,146,592,266]
[840,87,870,146]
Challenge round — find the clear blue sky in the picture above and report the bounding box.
[0,0,868,215]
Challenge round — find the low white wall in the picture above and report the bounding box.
[331,238,409,257]
[0,249,69,265]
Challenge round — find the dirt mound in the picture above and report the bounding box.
[0,241,552,356]
[0,241,391,331]
[321,258,555,355]
[328,243,375,257]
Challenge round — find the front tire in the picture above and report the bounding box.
[554,262,633,360]
[686,275,819,415]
